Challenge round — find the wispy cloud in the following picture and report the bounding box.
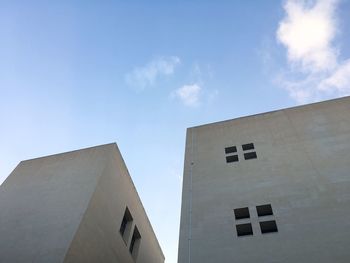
[276,0,350,103]
[171,63,217,107]
[174,83,201,107]
[125,56,180,90]
[319,60,350,92]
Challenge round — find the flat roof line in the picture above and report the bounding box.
[189,95,350,130]
[20,142,116,163]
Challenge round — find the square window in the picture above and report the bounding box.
[256,204,273,217]
[242,143,255,151]
[234,207,250,220]
[236,223,253,236]
[244,152,257,160]
[225,146,237,154]
[226,155,239,163]
[259,220,278,234]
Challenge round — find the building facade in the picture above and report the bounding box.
[0,143,164,263]
[178,96,350,263]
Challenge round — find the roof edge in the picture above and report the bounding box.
[189,95,350,130]
[20,143,117,163]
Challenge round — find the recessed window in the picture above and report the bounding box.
[129,226,141,260]
[244,152,257,160]
[225,146,237,154]
[242,143,255,151]
[234,207,250,220]
[226,155,239,163]
[256,204,273,217]
[236,223,253,236]
[259,220,278,234]
[120,207,133,244]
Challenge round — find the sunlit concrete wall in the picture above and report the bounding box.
[178,96,350,263]
[0,143,164,263]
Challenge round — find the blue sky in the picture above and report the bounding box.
[0,0,349,262]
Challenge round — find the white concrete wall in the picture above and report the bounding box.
[178,96,350,263]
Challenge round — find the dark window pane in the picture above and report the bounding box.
[225,146,237,154]
[120,217,128,236]
[234,207,250,220]
[129,226,141,260]
[260,220,278,234]
[120,207,133,236]
[244,152,257,160]
[256,204,273,217]
[236,223,253,236]
[242,143,255,151]
[226,155,239,163]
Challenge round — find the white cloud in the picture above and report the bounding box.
[174,83,201,107]
[319,59,350,93]
[276,0,350,103]
[171,63,217,107]
[277,0,338,72]
[125,56,180,90]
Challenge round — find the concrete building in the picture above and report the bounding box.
[178,96,350,263]
[0,143,164,263]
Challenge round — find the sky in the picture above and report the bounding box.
[0,0,349,262]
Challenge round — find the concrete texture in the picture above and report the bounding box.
[178,96,350,263]
[0,143,164,263]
